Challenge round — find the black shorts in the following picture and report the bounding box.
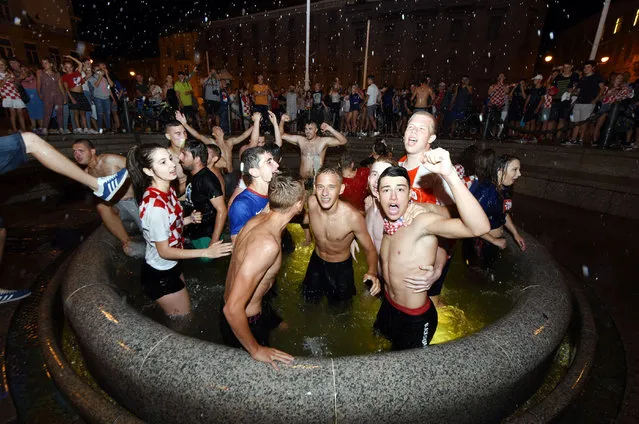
[350,104,360,112]
[140,261,185,301]
[462,238,500,270]
[374,291,438,350]
[220,301,283,349]
[428,254,452,296]
[68,92,92,111]
[550,100,571,122]
[302,250,355,303]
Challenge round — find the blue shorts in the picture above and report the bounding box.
[0,132,28,176]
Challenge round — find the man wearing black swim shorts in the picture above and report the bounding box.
[303,167,379,306]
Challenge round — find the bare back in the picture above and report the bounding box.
[224,213,282,316]
[308,197,360,262]
[379,212,439,309]
[90,154,134,200]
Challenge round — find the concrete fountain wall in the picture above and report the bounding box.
[58,226,572,424]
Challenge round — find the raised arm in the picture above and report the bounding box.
[222,240,294,369]
[319,122,347,147]
[227,125,254,146]
[419,148,490,238]
[267,111,282,147]
[65,55,82,72]
[175,110,213,143]
[250,112,261,145]
[279,114,301,146]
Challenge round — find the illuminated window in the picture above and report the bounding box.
[634,9,639,26]
[613,17,622,34]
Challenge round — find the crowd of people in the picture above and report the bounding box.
[0,102,534,374]
[1,54,638,150]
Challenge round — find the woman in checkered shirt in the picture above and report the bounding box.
[0,58,27,133]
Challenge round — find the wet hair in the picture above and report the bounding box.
[164,120,182,133]
[474,148,496,184]
[183,139,208,165]
[304,121,318,130]
[268,174,304,211]
[377,166,410,192]
[316,166,343,184]
[367,75,375,81]
[126,143,166,203]
[372,156,397,167]
[206,143,221,161]
[177,71,185,76]
[339,153,354,170]
[407,111,436,134]
[495,154,520,186]
[373,139,390,157]
[458,144,479,177]
[72,138,95,150]
[241,146,267,177]
[263,142,281,163]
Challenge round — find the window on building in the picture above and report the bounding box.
[449,18,462,41]
[48,47,60,67]
[175,44,186,60]
[613,17,622,34]
[24,43,39,65]
[0,38,14,59]
[487,15,503,41]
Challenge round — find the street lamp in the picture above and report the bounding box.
[544,55,553,63]
[600,56,610,63]
[129,70,136,77]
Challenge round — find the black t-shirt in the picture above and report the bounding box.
[183,167,223,239]
[135,83,149,97]
[312,90,323,109]
[552,73,579,100]
[576,73,604,104]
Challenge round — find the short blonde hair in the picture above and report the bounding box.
[268,174,305,211]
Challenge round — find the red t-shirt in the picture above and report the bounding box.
[341,167,370,211]
[61,71,83,90]
[404,164,438,204]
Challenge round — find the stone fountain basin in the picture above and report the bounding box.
[58,227,571,423]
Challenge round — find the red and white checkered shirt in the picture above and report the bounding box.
[602,85,635,104]
[488,82,507,108]
[140,186,184,270]
[0,72,20,101]
[542,94,553,109]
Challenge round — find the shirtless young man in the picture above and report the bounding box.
[279,114,347,182]
[175,110,253,174]
[375,154,489,350]
[205,143,227,197]
[222,175,305,369]
[163,120,189,195]
[303,167,380,305]
[72,139,143,257]
[412,78,434,113]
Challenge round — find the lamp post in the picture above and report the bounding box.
[304,0,310,91]
[590,0,611,60]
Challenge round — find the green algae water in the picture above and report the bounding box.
[107,224,513,356]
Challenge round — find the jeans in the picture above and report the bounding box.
[63,103,78,131]
[94,97,112,130]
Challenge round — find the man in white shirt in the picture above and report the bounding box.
[365,75,380,136]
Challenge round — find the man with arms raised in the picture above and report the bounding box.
[178,140,226,256]
[412,78,434,113]
[228,146,279,242]
[375,155,489,349]
[222,175,305,369]
[279,114,347,183]
[72,139,144,257]
[303,167,380,306]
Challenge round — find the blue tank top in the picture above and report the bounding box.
[349,93,361,105]
[469,180,512,229]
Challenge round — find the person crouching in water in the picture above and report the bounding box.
[126,144,233,317]
[375,149,489,350]
[462,151,525,270]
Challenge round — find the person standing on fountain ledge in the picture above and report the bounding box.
[222,174,305,369]
[302,166,380,308]
[126,143,233,317]
[375,156,489,350]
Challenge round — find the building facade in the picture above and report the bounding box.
[553,0,639,81]
[0,0,90,67]
[158,31,202,98]
[199,0,547,96]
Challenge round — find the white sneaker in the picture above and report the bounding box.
[373,131,380,136]
[73,128,82,134]
[62,129,71,134]
[87,129,98,134]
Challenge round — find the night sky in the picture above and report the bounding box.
[73,0,603,59]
